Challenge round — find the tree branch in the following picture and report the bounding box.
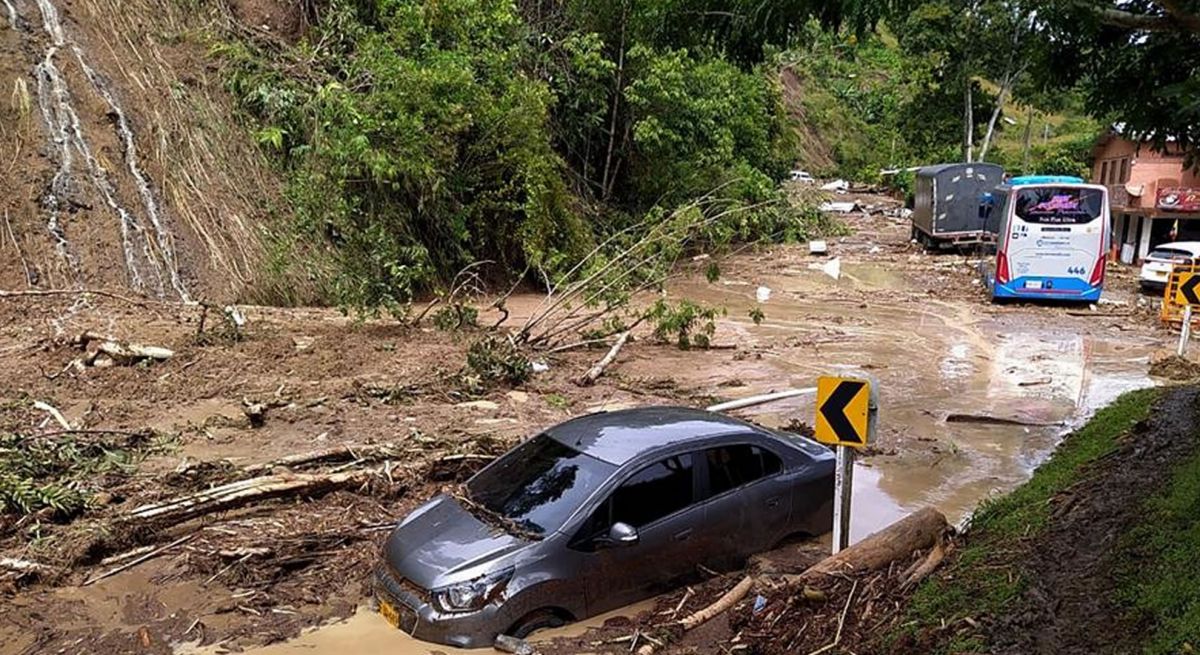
[1092,1,1200,33]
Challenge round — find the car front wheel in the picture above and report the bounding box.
[509,608,567,640]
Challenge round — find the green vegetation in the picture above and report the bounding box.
[212,0,865,312]
[897,388,1161,653]
[0,431,171,518]
[1116,430,1200,654]
[203,0,1197,312]
[461,334,532,393]
[783,17,1100,184]
[646,298,724,350]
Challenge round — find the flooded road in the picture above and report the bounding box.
[649,253,1159,531]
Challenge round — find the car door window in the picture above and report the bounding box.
[574,454,695,544]
[703,445,783,497]
[611,454,694,528]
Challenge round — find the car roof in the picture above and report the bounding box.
[545,406,765,465]
[1151,241,1200,255]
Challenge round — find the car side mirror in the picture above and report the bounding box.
[604,522,638,547]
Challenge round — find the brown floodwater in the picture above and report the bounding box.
[213,254,1162,655]
[192,599,658,655]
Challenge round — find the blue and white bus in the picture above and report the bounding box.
[984,178,1110,302]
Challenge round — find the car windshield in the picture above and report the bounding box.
[1149,248,1194,262]
[466,434,616,537]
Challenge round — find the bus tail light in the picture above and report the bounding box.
[1089,255,1106,286]
[996,252,1010,284]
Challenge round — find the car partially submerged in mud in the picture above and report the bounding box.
[374,406,835,648]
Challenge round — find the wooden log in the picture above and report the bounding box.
[706,388,818,412]
[243,443,398,474]
[0,557,55,576]
[802,507,948,579]
[635,576,755,655]
[577,330,631,386]
[73,331,173,364]
[680,575,754,631]
[82,535,193,585]
[127,471,371,526]
[900,532,949,590]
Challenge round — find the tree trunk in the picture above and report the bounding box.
[977,79,1011,162]
[963,79,974,162]
[1021,109,1035,172]
[577,330,631,386]
[802,506,949,578]
[600,4,628,201]
[127,471,371,527]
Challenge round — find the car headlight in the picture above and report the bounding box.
[433,567,514,613]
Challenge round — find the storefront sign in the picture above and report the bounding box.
[1157,187,1200,212]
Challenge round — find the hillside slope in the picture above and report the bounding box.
[0,0,279,301]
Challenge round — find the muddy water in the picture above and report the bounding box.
[205,600,657,655]
[660,260,1159,529]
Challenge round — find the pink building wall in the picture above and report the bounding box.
[1092,136,1200,204]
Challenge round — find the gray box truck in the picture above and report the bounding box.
[911,163,1005,249]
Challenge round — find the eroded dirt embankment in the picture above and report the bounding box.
[985,387,1200,654]
[0,0,275,300]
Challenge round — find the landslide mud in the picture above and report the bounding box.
[0,208,1175,655]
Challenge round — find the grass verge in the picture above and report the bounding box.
[891,387,1162,653]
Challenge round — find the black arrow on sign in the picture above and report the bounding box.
[1182,275,1200,306]
[820,381,866,444]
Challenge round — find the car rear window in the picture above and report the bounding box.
[1149,248,1195,262]
[467,434,616,536]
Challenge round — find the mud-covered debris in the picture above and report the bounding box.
[457,399,500,411]
[243,401,267,427]
[1149,354,1200,380]
[945,413,1062,427]
[69,330,174,366]
[0,557,55,578]
[292,335,316,351]
[494,634,536,655]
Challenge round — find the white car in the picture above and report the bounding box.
[1139,241,1200,291]
[789,170,815,184]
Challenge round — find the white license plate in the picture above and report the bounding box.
[1024,280,1043,290]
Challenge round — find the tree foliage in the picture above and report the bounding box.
[216,0,853,312]
[1036,0,1200,167]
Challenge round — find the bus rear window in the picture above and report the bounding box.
[1014,187,1103,225]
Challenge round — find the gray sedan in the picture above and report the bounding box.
[374,406,835,648]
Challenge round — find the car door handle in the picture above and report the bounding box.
[766,496,782,508]
[673,528,692,541]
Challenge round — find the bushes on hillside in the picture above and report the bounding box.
[215,0,841,312]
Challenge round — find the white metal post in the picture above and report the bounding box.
[1180,305,1194,357]
[832,445,854,554]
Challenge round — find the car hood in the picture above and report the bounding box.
[383,494,530,589]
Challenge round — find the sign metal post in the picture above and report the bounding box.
[814,376,878,554]
[1180,305,1194,357]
